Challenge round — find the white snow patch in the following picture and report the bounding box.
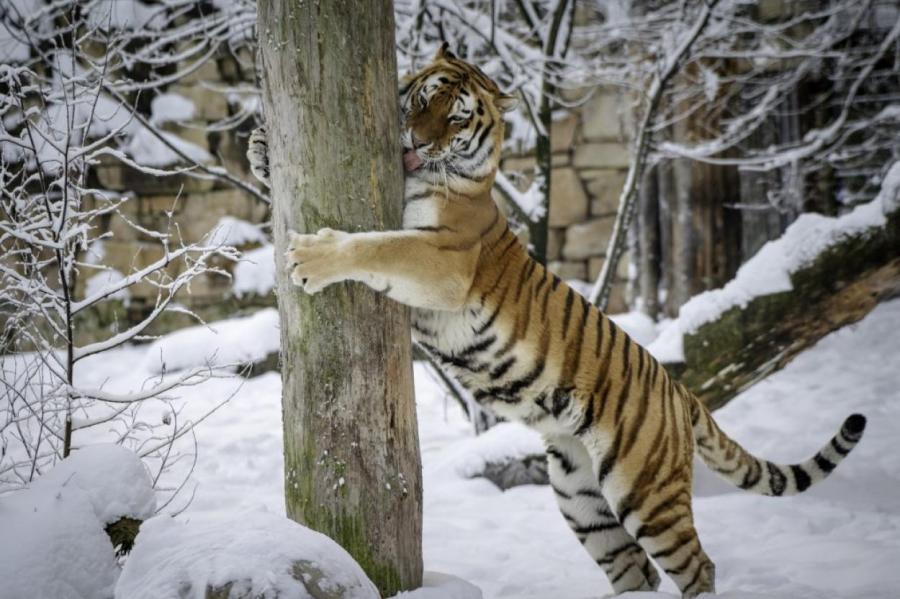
[390,572,482,599]
[125,127,212,167]
[645,318,684,363]
[206,216,267,247]
[609,311,658,347]
[149,93,195,125]
[436,421,544,480]
[37,444,157,525]
[0,445,155,599]
[233,244,276,298]
[116,510,379,599]
[142,308,279,373]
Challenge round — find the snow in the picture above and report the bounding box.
[495,171,546,222]
[0,445,155,599]
[233,243,276,297]
[85,0,166,31]
[647,162,900,362]
[609,310,658,346]
[141,307,279,373]
[393,573,482,599]
[124,127,213,168]
[116,510,379,599]
[206,216,268,247]
[84,269,130,304]
[6,298,900,598]
[149,93,195,125]
[36,444,157,525]
[434,421,544,479]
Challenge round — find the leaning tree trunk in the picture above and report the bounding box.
[257,1,423,594]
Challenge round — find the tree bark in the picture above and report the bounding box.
[257,1,422,594]
[638,164,660,318]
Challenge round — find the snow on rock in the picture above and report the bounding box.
[125,127,213,167]
[647,161,900,363]
[149,92,195,125]
[0,445,155,599]
[116,510,379,599]
[206,216,267,247]
[644,318,684,363]
[142,308,279,373]
[234,243,276,298]
[434,421,544,480]
[37,444,156,525]
[609,310,658,347]
[390,572,483,599]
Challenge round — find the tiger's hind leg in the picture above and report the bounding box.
[545,434,660,594]
[602,476,715,598]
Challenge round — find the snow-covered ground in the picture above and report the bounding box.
[9,300,900,598]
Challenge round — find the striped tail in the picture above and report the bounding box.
[691,399,866,496]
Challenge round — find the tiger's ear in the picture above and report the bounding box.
[434,42,456,61]
[495,93,518,113]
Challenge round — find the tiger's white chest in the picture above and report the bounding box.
[402,178,440,230]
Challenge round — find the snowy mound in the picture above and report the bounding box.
[436,421,544,480]
[0,445,155,599]
[142,308,279,373]
[37,444,157,525]
[116,510,379,599]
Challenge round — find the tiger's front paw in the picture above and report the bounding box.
[286,228,351,294]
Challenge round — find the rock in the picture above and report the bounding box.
[573,142,630,169]
[582,90,629,141]
[562,217,616,260]
[551,113,579,152]
[548,260,587,281]
[588,251,631,281]
[584,169,626,216]
[551,152,570,167]
[179,56,221,84]
[479,453,549,490]
[547,228,565,261]
[94,157,215,194]
[116,511,380,599]
[167,83,230,121]
[548,168,588,227]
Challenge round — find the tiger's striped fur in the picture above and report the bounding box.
[252,45,867,598]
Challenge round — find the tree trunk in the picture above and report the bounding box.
[638,164,660,318]
[257,1,423,595]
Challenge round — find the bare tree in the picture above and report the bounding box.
[0,1,243,507]
[586,0,900,312]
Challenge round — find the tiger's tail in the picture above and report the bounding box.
[691,398,866,496]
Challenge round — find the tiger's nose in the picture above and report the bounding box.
[411,133,428,149]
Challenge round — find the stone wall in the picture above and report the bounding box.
[77,51,270,342]
[501,87,633,313]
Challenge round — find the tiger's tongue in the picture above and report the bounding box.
[403,150,424,172]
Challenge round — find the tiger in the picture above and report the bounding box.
[247,44,867,598]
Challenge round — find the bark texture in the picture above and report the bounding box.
[257,1,422,594]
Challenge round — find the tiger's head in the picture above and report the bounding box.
[400,44,517,186]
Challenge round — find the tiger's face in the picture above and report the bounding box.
[399,44,516,180]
